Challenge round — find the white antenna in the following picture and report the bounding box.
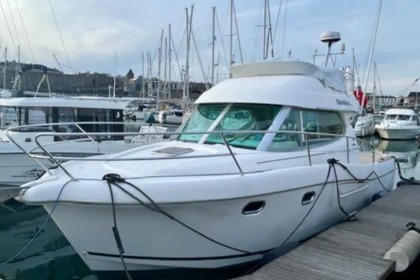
[320,31,341,67]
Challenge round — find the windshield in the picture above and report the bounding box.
[385,114,397,120]
[177,103,226,142]
[177,103,281,150]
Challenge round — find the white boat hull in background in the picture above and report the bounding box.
[375,127,419,140]
[0,140,149,187]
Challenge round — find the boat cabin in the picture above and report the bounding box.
[0,96,134,141]
[382,108,419,125]
[176,61,357,152]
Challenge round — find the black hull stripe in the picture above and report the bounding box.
[87,248,273,261]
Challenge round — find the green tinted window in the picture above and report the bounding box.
[269,108,302,152]
[177,103,226,142]
[206,104,281,150]
[268,108,344,152]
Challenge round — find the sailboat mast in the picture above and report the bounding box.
[3,47,7,89]
[141,52,145,99]
[266,0,274,58]
[373,62,377,112]
[183,6,193,101]
[113,51,117,98]
[216,52,220,84]
[182,8,189,101]
[168,24,172,99]
[164,37,168,100]
[147,52,151,98]
[211,6,216,86]
[17,46,21,90]
[263,0,267,59]
[229,0,233,65]
[157,29,164,109]
[360,0,383,114]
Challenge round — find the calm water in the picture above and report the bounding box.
[1,136,420,280]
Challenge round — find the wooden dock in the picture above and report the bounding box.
[237,184,420,280]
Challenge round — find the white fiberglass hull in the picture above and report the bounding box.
[375,127,419,140]
[26,159,396,278]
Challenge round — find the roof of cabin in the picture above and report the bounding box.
[0,96,135,110]
[230,60,346,93]
[386,108,418,115]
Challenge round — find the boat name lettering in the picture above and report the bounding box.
[336,99,351,106]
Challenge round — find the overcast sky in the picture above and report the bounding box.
[0,0,419,96]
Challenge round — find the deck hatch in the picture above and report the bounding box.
[153,147,194,156]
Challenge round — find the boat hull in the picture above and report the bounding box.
[39,160,396,278]
[375,127,419,140]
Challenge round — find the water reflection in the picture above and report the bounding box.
[357,137,420,179]
[0,200,94,280]
[375,139,419,173]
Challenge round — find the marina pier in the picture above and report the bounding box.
[236,184,420,280]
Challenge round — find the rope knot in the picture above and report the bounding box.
[102,173,125,183]
[327,158,338,164]
[407,222,420,233]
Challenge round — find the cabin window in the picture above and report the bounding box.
[0,106,18,128]
[205,104,281,150]
[398,115,410,121]
[177,103,226,143]
[385,114,397,120]
[268,108,344,152]
[57,107,77,135]
[302,110,344,142]
[20,107,51,132]
[26,107,48,125]
[268,108,302,151]
[75,108,113,140]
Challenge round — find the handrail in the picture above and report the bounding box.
[3,121,379,181]
[22,127,378,180]
[4,121,130,179]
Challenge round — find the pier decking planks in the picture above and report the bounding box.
[237,184,420,280]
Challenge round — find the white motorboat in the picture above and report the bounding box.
[157,108,184,125]
[0,96,164,188]
[353,112,375,137]
[17,35,398,279]
[124,101,157,122]
[375,107,420,140]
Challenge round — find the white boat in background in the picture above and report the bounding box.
[17,33,398,279]
[375,107,420,140]
[373,113,385,126]
[157,108,183,125]
[353,112,375,137]
[0,96,163,188]
[123,101,157,122]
